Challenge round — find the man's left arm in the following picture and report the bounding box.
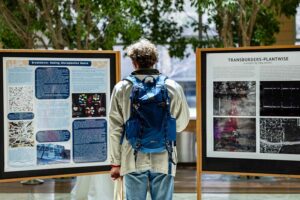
[171,83,190,132]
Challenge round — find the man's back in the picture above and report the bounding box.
[109,72,189,176]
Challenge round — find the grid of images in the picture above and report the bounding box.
[260,81,300,155]
[72,93,106,118]
[212,80,300,156]
[213,81,256,153]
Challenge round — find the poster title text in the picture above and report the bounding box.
[228,57,288,62]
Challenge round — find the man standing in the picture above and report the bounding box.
[109,39,189,200]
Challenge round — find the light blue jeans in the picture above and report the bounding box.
[124,170,174,200]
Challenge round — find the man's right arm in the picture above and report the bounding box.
[108,83,124,179]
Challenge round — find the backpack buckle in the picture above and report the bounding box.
[166,141,173,152]
[142,75,156,85]
[135,142,142,150]
[133,103,140,110]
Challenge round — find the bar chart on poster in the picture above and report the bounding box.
[0,50,120,181]
[197,46,300,176]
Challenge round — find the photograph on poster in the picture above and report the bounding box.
[8,86,33,112]
[37,143,70,165]
[214,81,256,116]
[72,93,106,118]
[260,118,300,154]
[214,117,256,152]
[260,81,300,116]
[9,121,34,148]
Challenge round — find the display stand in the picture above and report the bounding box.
[196,48,202,200]
[196,46,300,200]
[0,50,120,183]
[20,179,44,185]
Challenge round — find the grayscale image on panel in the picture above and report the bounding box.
[260,118,300,154]
[260,81,300,116]
[214,81,256,116]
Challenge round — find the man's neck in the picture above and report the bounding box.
[132,68,160,75]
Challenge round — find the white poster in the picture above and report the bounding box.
[3,57,111,172]
[206,51,300,161]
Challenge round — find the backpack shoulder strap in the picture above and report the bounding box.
[120,75,139,145]
[157,75,171,114]
[156,75,168,86]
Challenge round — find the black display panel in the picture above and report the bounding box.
[199,47,300,175]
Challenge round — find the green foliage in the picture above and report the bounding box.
[271,0,300,17]
[0,0,188,58]
[0,17,24,48]
[251,7,280,46]
[190,0,300,47]
[119,0,187,58]
[0,0,299,56]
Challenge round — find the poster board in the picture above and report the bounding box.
[197,46,300,199]
[0,50,120,182]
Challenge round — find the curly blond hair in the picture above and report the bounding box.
[126,39,158,68]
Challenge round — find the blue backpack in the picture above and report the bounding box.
[120,74,176,173]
